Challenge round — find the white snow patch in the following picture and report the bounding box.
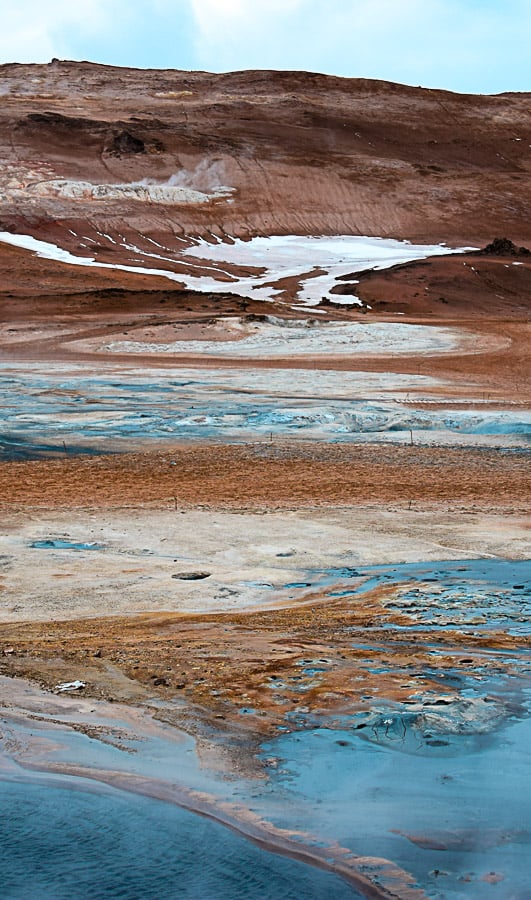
[0,231,475,308]
[0,231,189,284]
[181,235,474,306]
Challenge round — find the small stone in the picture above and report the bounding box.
[172,572,211,581]
[153,677,168,686]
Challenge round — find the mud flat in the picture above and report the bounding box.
[1,361,528,460]
[2,550,530,897]
[0,263,529,897]
[0,499,529,622]
[1,448,530,897]
[1,428,529,898]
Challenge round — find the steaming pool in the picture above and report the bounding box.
[1,363,529,459]
[2,558,530,898]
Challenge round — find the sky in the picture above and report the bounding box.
[1,0,530,95]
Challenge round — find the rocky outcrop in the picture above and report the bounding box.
[105,130,145,156]
[482,237,530,256]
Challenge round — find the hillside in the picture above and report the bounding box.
[0,61,530,253]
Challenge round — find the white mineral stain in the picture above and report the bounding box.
[102,318,462,358]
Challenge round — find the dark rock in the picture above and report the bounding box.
[106,130,145,156]
[330,282,361,295]
[153,676,168,686]
[172,571,211,580]
[26,111,103,131]
[482,237,530,256]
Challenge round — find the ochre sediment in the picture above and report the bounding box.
[0,443,529,509]
[2,581,528,742]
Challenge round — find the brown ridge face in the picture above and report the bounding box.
[335,249,531,318]
[0,61,531,248]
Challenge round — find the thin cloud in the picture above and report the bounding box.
[189,0,531,92]
[189,0,306,70]
[0,0,114,64]
[0,0,529,94]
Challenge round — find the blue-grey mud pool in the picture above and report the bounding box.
[1,343,529,899]
[2,556,530,898]
[1,362,530,459]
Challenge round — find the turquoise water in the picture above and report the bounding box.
[257,557,531,896]
[0,778,360,899]
[335,557,531,635]
[2,544,529,898]
[261,716,531,899]
[278,558,531,636]
[30,539,106,551]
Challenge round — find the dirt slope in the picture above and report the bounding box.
[1,61,531,250]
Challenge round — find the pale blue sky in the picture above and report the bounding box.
[1,0,530,95]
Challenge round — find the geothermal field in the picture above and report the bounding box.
[0,62,530,899]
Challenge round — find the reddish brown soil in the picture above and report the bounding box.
[342,252,531,320]
[1,62,531,248]
[0,443,528,510]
